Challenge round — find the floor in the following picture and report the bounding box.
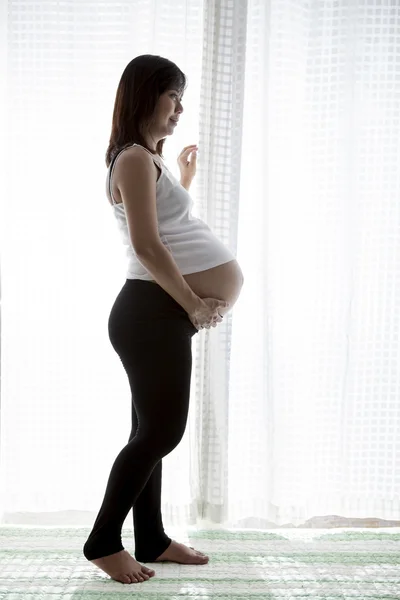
[0,525,399,599]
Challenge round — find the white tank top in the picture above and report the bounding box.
[107,143,236,280]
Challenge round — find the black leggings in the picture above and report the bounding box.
[83,279,198,562]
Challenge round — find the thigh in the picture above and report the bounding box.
[122,327,193,445]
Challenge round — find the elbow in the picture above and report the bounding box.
[134,240,165,257]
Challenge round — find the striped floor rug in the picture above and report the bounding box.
[1,526,400,599]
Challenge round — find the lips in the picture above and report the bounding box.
[170,118,179,123]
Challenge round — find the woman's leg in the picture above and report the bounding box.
[128,402,171,561]
[83,280,196,562]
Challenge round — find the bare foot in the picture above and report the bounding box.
[154,540,209,564]
[88,549,156,584]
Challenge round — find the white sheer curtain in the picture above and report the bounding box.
[1,0,399,530]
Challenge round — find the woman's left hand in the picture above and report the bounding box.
[177,145,198,185]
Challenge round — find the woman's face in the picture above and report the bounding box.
[149,88,184,141]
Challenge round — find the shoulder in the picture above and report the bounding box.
[113,145,161,188]
[116,144,151,166]
[115,145,159,176]
[118,144,161,165]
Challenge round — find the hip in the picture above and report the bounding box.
[108,279,197,344]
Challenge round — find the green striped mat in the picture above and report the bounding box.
[1,526,399,599]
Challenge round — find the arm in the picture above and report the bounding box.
[137,243,201,313]
[115,146,202,314]
[180,178,191,191]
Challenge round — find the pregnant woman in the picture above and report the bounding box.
[83,54,244,585]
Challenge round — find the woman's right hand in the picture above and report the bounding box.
[188,297,230,331]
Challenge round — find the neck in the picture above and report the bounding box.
[142,130,159,152]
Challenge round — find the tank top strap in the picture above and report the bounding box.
[108,143,162,206]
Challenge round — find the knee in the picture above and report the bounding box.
[156,428,186,457]
[137,426,185,459]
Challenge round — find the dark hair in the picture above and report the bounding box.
[105,54,187,167]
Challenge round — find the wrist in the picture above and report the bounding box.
[185,293,204,314]
[180,178,192,190]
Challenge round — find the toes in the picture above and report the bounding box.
[190,546,205,554]
[136,574,144,582]
[190,546,208,558]
[196,553,209,563]
[143,566,155,576]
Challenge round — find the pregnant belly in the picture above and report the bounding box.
[182,259,244,317]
